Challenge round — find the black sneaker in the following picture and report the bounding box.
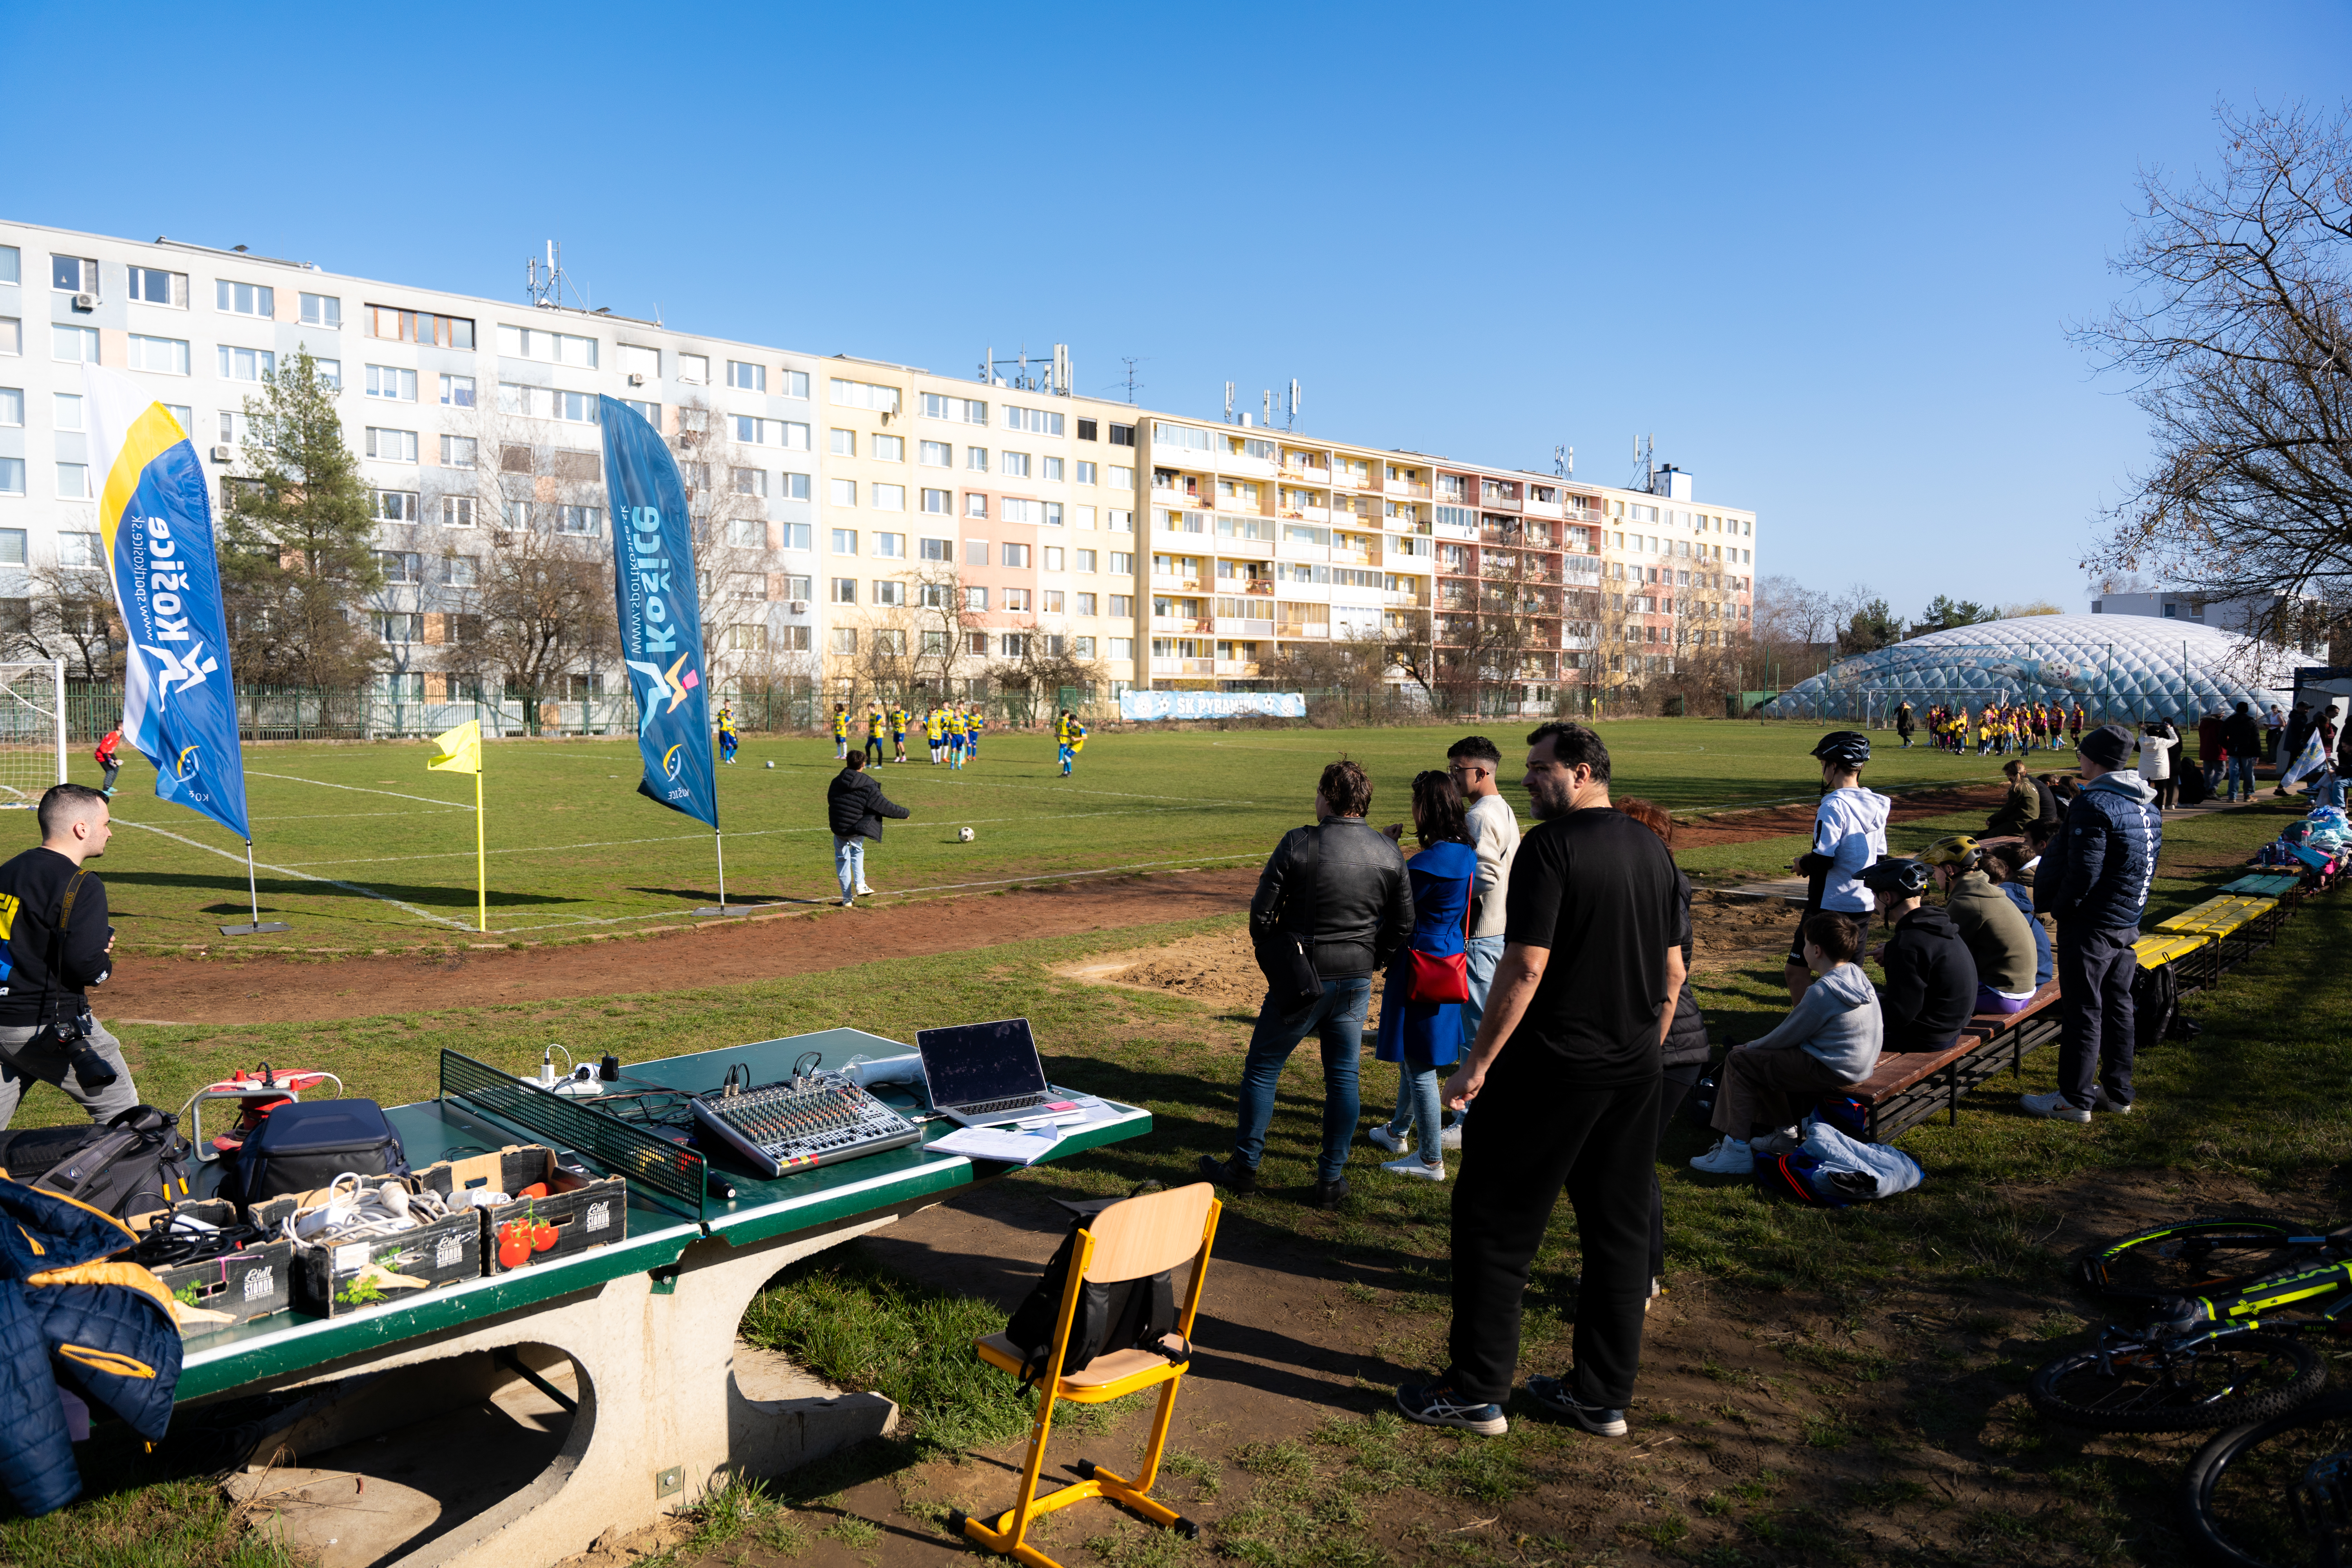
[1524,1374,1627,1436]
[1312,1175,1350,1210]
[1198,1154,1256,1194]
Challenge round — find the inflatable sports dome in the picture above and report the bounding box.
[1758,613,2321,722]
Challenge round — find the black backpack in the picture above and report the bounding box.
[216,1099,408,1212]
[0,1105,191,1230]
[1005,1188,1189,1390]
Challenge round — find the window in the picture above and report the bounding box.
[779,572,813,599]
[920,487,951,514]
[872,434,904,462]
[1109,552,1134,575]
[1109,594,1134,618]
[727,360,766,392]
[1042,456,1063,482]
[621,397,659,428]
[965,539,989,567]
[216,280,275,318]
[366,427,419,462]
[677,352,710,384]
[1043,590,1065,613]
[58,530,100,566]
[0,319,17,356]
[123,265,186,307]
[968,632,991,656]
[965,587,988,611]
[0,389,18,426]
[1076,549,1097,573]
[0,248,15,285]
[830,577,858,604]
[871,532,904,559]
[919,439,952,466]
[734,416,808,448]
[778,369,810,398]
[872,484,905,512]
[51,256,98,294]
[496,324,598,367]
[1109,466,1133,490]
[54,325,100,363]
[832,528,858,554]
[726,517,763,548]
[829,377,900,414]
[52,393,82,431]
[313,358,342,389]
[1107,637,1133,659]
[1002,498,1039,524]
[374,612,426,644]
[919,536,953,562]
[1075,505,1098,529]
[920,628,948,653]
[1076,460,1096,485]
[830,428,855,456]
[440,435,477,468]
[442,496,476,528]
[1001,451,1031,478]
[376,549,423,582]
[1108,423,1135,447]
[218,345,275,381]
[1001,632,1028,657]
[731,467,769,497]
[873,580,905,607]
[1044,546,1064,571]
[216,410,251,447]
[437,373,475,408]
[554,505,601,536]
[829,479,857,507]
[965,493,987,517]
[366,304,474,348]
[829,627,858,654]
[920,392,986,424]
[373,490,420,522]
[1003,405,1064,436]
[365,364,417,401]
[0,529,22,562]
[781,472,812,501]
[966,446,989,472]
[300,292,340,328]
[1002,542,1030,568]
[1005,590,1034,613]
[498,387,601,424]
[0,461,21,496]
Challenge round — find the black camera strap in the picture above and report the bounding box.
[39,868,91,1037]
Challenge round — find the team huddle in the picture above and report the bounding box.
[1898,699,2086,756]
[829,701,1088,775]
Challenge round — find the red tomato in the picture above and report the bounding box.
[532,1221,558,1252]
[498,1237,529,1269]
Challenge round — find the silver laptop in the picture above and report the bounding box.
[916,1018,1076,1128]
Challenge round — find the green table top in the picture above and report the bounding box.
[176,1027,1149,1401]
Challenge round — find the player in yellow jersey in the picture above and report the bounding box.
[946,706,965,770]
[864,702,886,766]
[889,703,909,763]
[832,703,850,760]
[1056,710,1087,777]
[965,704,983,763]
[717,704,740,765]
[926,705,946,764]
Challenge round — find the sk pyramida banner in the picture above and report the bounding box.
[84,368,252,840]
[599,396,717,829]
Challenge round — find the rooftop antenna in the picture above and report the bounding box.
[1288,379,1300,431]
[1554,445,1572,478]
[1630,433,1655,492]
[1224,381,1235,423]
[1263,388,1273,427]
[524,240,585,311]
[1018,346,1029,391]
[1052,343,1071,397]
[1122,358,1141,404]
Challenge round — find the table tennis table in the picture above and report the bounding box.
[174,1026,1152,1568]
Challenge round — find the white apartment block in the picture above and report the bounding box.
[0,218,1760,709]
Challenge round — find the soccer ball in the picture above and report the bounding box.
[764,760,775,768]
[958,827,976,842]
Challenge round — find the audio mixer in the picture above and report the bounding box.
[689,1067,922,1177]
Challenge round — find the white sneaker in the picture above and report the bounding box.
[855,884,875,896]
[1368,1126,1406,1155]
[1689,1137,1753,1175]
[840,897,854,907]
[1380,1155,1445,1181]
[2020,1091,2092,1123]
[1441,1121,1463,1151]
[2092,1090,2134,1115]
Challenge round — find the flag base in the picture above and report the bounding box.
[218,921,293,936]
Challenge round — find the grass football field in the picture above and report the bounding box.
[69,719,2009,951]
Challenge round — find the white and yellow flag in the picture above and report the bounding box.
[427,719,481,774]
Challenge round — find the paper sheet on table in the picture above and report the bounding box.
[928,1124,1063,1165]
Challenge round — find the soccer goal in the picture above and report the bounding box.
[0,662,68,809]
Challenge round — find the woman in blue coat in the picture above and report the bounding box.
[1369,770,1477,1180]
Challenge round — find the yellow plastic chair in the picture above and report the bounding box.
[953,1182,1221,1568]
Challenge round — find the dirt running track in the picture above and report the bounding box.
[102,783,2005,1025]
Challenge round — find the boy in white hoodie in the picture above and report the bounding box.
[1785,731,1893,1001]
[1693,911,1885,1176]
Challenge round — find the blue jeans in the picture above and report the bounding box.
[2226,756,2255,799]
[832,834,866,899]
[1383,1052,1445,1165]
[2322,770,2346,809]
[1232,976,1370,1183]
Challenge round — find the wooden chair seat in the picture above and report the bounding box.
[975,1333,1181,1394]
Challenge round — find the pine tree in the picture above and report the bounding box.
[218,348,385,691]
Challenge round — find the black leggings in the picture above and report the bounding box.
[2151,776,2178,809]
[1649,1062,1706,1283]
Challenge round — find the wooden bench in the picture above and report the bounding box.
[2158,894,2287,978]
[2220,873,2303,898]
[1834,979,2063,1143]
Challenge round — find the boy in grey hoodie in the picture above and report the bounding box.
[1692,911,1885,1176]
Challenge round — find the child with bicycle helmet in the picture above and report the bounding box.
[1865,854,1979,1053]
[1921,834,2040,1013]
[1784,731,1890,1001]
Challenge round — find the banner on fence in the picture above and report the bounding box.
[600,397,717,829]
[1118,691,1307,721]
[84,368,251,840]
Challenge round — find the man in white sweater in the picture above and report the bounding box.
[1445,736,1523,1149]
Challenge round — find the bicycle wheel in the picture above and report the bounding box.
[2183,1393,2352,1567]
[2029,1331,2327,1433]
[2075,1217,2326,1309]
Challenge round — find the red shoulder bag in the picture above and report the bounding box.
[1404,875,1475,1004]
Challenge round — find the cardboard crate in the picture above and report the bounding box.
[255,1183,483,1318]
[143,1199,294,1337]
[416,1143,628,1275]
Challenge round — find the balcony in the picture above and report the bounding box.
[1275,622,1330,639]
[1214,660,1261,677]
[1215,617,1275,636]
[1330,549,1377,568]
[1565,506,1604,523]
[1279,505,1330,524]
[1383,589,1427,608]
[1151,616,1214,634]
[1218,580,1274,597]
[1479,488,1522,511]
[1387,479,1433,499]
[1151,575,1206,593]
[1150,657,1215,676]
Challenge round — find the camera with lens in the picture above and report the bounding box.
[36,1011,116,1091]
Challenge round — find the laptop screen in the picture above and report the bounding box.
[916,1018,1049,1107]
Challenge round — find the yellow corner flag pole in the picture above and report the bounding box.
[427,719,486,932]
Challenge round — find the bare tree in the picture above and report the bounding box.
[20,563,124,680]
[462,524,618,735]
[669,396,775,689]
[2075,101,2352,652]
[1749,574,1839,689]
[909,558,983,693]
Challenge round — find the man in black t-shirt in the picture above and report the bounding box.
[1394,723,1681,1441]
[0,784,137,1128]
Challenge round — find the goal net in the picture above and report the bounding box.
[0,662,67,809]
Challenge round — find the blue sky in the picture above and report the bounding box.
[9,2,2346,620]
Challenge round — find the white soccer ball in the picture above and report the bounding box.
[958,827,976,842]
[764,760,775,769]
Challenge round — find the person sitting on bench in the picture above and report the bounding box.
[1864,857,1978,1052]
[1689,912,1882,1177]
[1921,835,2041,1014]
[1982,843,2053,987]
[1985,760,2039,837]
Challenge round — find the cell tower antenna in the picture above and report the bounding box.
[1630,433,1655,491]
[1122,358,1141,403]
[1288,379,1300,431]
[525,240,586,311]
[1224,381,1235,423]
[1263,388,1273,426]
[980,345,992,383]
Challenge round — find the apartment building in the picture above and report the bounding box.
[0,217,1758,709]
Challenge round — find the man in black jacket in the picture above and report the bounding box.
[826,751,911,907]
[0,785,138,1129]
[1862,857,1977,1053]
[2221,701,2263,802]
[1202,759,1411,1210]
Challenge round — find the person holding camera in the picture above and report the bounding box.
[0,784,138,1129]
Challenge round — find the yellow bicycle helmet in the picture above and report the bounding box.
[1920,833,1982,872]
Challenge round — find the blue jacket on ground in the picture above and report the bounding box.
[1998,881,2054,985]
[1376,840,1476,1068]
[2035,769,2162,931]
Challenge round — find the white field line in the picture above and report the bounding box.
[113,817,475,931]
[245,770,474,809]
[252,809,473,822]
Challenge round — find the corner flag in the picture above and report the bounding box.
[426,719,486,930]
